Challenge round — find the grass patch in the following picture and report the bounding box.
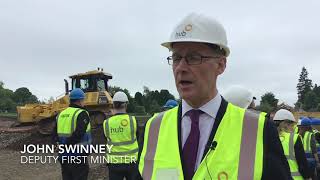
[0,112,17,118]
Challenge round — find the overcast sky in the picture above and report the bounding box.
[0,0,319,106]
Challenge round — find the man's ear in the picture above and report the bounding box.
[217,58,227,75]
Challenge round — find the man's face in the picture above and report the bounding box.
[171,42,226,107]
[286,122,295,132]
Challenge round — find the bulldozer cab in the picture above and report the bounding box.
[68,69,112,94]
[16,68,113,134]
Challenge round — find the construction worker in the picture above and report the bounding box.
[310,118,320,157]
[298,117,320,179]
[139,13,291,179]
[248,96,257,109]
[273,109,311,179]
[53,88,92,180]
[313,129,320,159]
[162,99,178,111]
[103,91,141,180]
[311,126,320,179]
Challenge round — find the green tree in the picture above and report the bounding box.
[13,87,38,105]
[148,100,161,114]
[303,91,318,111]
[258,92,278,113]
[134,92,143,106]
[110,86,176,114]
[159,89,175,107]
[297,67,313,104]
[256,103,273,114]
[0,83,16,112]
[0,98,16,112]
[261,92,278,108]
[313,84,320,103]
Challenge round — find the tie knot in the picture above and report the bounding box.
[187,109,203,123]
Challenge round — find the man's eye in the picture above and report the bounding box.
[172,55,182,61]
[188,55,201,61]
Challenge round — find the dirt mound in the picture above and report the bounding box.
[5,132,53,151]
[88,164,108,180]
[0,132,31,150]
[92,126,106,145]
[3,126,107,151]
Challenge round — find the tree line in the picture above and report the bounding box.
[0,81,176,114]
[0,81,38,112]
[3,66,318,114]
[257,66,320,113]
[109,86,176,114]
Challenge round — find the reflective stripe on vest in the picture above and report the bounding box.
[280,132,303,180]
[141,112,165,179]
[303,131,315,164]
[303,132,312,154]
[294,126,299,134]
[103,114,138,163]
[57,107,92,151]
[139,103,265,180]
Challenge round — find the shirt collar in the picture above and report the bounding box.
[182,93,222,119]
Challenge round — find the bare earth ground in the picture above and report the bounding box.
[0,118,109,180]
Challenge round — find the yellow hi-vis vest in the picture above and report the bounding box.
[303,131,312,154]
[103,114,139,164]
[279,132,303,180]
[139,103,266,180]
[303,131,315,162]
[57,107,92,150]
[312,129,320,154]
[294,126,299,134]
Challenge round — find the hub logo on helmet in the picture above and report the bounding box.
[184,24,192,31]
[175,30,186,38]
[175,24,192,38]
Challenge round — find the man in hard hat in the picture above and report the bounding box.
[249,96,257,109]
[53,88,92,180]
[298,118,320,179]
[273,109,311,179]
[139,13,290,179]
[103,91,141,180]
[162,99,179,111]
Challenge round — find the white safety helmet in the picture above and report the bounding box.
[223,86,253,109]
[273,109,296,122]
[161,13,230,57]
[112,91,128,103]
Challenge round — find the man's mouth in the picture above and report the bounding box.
[179,80,193,86]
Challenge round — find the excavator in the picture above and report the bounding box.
[16,68,113,134]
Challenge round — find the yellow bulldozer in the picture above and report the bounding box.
[16,68,113,134]
[293,112,320,120]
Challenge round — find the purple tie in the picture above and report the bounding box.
[183,109,202,179]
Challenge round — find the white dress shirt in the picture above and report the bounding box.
[181,93,222,169]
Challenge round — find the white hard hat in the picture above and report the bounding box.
[273,109,296,122]
[223,86,253,109]
[113,91,128,102]
[161,13,230,57]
